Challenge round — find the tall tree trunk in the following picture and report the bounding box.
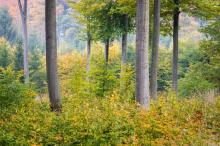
[121,33,127,64]
[172,0,179,95]
[86,32,91,73]
[120,15,128,93]
[45,0,62,113]
[136,0,150,110]
[121,15,128,65]
[104,39,110,63]
[150,0,160,100]
[17,0,29,83]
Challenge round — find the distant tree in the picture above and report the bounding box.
[14,40,24,71]
[109,0,136,92]
[161,0,219,95]
[86,31,91,73]
[200,17,220,88]
[0,38,12,68]
[45,0,62,113]
[30,48,46,93]
[136,0,150,110]
[0,7,17,43]
[17,0,29,83]
[72,0,120,63]
[28,33,45,54]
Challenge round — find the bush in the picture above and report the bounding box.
[179,63,215,97]
[0,93,219,145]
[0,67,36,114]
[0,38,12,68]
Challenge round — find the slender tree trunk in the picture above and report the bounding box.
[120,15,128,93]
[121,33,127,64]
[86,32,91,73]
[104,39,110,63]
[17,0,29,83]
[150,0,160,100]
[136,0,150,110]
[45,0,62,113]
[172,0,179,95]
[121,15,128,65]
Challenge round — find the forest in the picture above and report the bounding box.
[0,0,220,145]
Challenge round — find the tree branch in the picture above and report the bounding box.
[17,0,24,18]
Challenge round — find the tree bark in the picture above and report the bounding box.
[136,0,150,110]
[45,0,62,113]
[86,32,91,73]
[150,0,160,100]
[120,15,128,93]
[121,15,128,65]
[172,0,179,95]
[17,0,29,83]
[104,39,110,63]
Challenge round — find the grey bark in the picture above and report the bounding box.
[17,0,29,83]
[136,0,150,110]
[45,0,62,113]
[121,33,127,64]
[104,39,110,63]
[86,32,91,73]
[121,15,128,65]
[172,0,179,95]
[150,0,160,100]
[120,15,128,93]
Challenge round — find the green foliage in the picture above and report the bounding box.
[28,33,45,53]
[0,7,17,43]
[0,38,12,68]
[200,18,220,87]
[179,64,215,97]
[0,67,35,110]
[0,93,219,145]
[179,17,220,97]
[157,48,172,91]
[69,0,136,43]
[29,48,47,93]
[13,40,23,72]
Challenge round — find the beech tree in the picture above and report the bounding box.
[172,0,179,94]
[45,0,62,112]
[150,0,160,100]
[169,0,217,95]
[71,0,135,65]
[136,0,150,109]
[0,7,17,43]
[17,0,29,83]
[86,31,91,73]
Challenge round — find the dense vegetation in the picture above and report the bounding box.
[0,0,219,145]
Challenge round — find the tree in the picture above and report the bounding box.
[68,0,95,72]
[45,0,62,112]
[86,31,91,73]
[0,38,12,68]
[172,0,179,94]
[17,0,29,83]
[160,0,219,95]
[120,15,128,93]
[110,0,136,92]
[150,0,160,100]
[0,7,17,43]
[136,0,150,110]
[14,40,24,72]
[29,48,46,93]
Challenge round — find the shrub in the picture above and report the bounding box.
[179,63,215,97]
[0,67,36,114]
[0,93,219,145]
